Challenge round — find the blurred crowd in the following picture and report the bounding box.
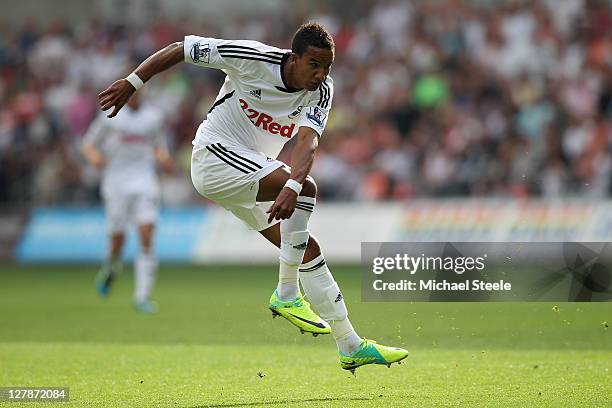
[1,0,611,207]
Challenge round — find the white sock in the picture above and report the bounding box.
[276,196,315,301]
[277,261,299,301]
[134,251,158,303]
[330,318,362,356]
[299,254,362,355]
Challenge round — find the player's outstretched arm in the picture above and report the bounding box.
[267,127,318,222]
[98,42,184,118]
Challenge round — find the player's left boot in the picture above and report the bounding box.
[133,300,159,314]
[339,338,408,374]
[95,266,116,297]
[269,290,331,336]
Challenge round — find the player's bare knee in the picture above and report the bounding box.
[301,176,317,198]
[110,233,125,253]
[259,224,281,248]
[141,242,153,254]
[138,229,154,253]
[140,234,154,252]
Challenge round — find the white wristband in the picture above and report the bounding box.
[126,72,144,90]
[284,179,302,195]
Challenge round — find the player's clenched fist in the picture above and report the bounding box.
[98,79,135,118]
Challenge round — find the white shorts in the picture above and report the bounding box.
[191,142,284,231]
[104,191,160,234]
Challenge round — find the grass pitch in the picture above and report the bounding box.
[0,264,610,407]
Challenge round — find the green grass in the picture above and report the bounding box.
[0,264,610,407]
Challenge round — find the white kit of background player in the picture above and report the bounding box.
[82,93,172,313]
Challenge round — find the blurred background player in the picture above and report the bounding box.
[97,23,408,372]
[82,91,173,313]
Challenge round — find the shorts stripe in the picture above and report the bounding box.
[206,145,254,173]
[214,143,263,170]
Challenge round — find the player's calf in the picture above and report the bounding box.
[95,256,122,297]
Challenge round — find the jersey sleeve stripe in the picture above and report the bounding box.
[318,85,324,107]
[218,49,282,61]
[217,44,285,56]
[322,82,329,108]
[322,80,331,108]
[218,54,282,65]
[318,81,330,109]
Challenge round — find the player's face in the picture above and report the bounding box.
[295,46,334,91]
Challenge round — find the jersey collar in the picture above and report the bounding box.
[277,52,304,93]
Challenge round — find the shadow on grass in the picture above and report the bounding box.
[190,396,373,407]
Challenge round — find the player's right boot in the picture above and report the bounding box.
[339,338,408,374]
[269,290,331,336]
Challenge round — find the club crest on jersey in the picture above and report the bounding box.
[306,106,326,127]
[190,42,210,63]
[239,98,295,138]
[288,105,302,119]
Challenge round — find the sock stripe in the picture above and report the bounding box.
[296,201,315,208]
[295,202,314,208]
[299,258,326,272]
[294,204,314,213]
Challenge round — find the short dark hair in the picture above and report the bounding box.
[291,22,335,56]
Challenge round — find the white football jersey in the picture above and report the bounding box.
[184,35,334,158]
[83,105,166,197]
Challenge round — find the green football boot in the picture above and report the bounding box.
[269,291,331,336]
[339,339,409,374]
